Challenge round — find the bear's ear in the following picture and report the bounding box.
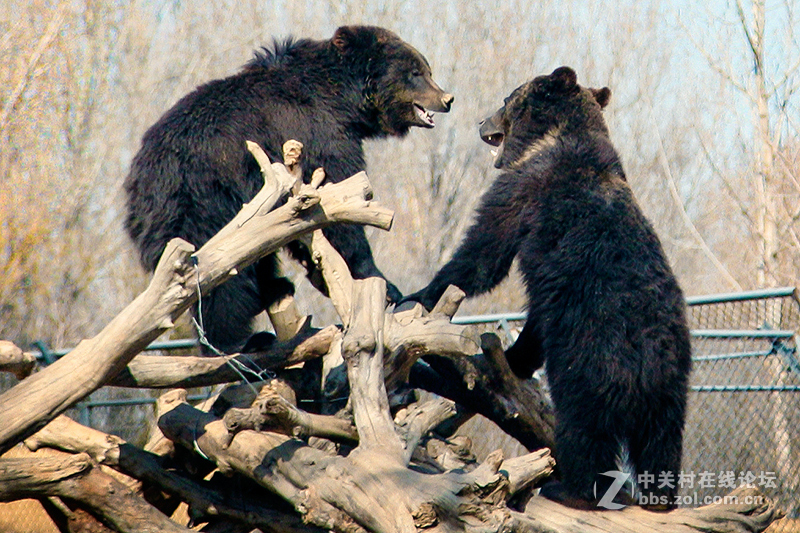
[333,26,386,54]
[591,87,612,108]
[548,66,578,93]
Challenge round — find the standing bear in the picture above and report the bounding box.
[404,67,691,510]
[124,26,453,353]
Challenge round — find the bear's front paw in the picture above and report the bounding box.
[539,481,599,510]
[397,289,437,312]
[386,281,403,305]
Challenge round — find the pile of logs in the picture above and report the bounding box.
[0,142,783,533]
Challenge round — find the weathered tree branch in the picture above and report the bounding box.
[23,415,320,533]
[158,397,561,533]
[221,379,358,446]
[394,397,458,464]
[516,485,781,533]
[109,324,338,389]
[0,448,194,533]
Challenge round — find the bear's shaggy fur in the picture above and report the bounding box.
[405,67,691,510]
[124,26,452,352]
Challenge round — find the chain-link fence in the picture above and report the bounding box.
[458,288,800,519]
[683,288,800,523]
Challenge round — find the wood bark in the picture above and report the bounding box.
[0,141,393,455]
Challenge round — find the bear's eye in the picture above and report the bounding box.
[412,70,422,77]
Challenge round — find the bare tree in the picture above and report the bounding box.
[686,0,800,289]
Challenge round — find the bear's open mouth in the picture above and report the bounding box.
[481,132,504,147]
[414,104,436,127]
[480,132,505,166]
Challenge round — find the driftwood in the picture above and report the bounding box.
[221,378,359,446]
[0,141,392,455]
[155,231,554,533]
[519,485,781,533]
[156,229,781,533]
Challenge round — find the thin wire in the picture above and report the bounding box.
[192,265,273,395]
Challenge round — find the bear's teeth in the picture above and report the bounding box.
[415,105,435,126]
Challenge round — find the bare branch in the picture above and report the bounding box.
[23,415,319,533]
[0,449,194,533]
[0,2,69,133]
[109,324,338,389]
[647,102,743,291]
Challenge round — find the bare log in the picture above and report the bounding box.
[109,324,338,389]
[25,416,126,466]
[158,398,560,533]
[155,249,781,533]
[39,496,117,533]
[310,229,483,387]
[23,415,321,533]
[221,379,358,446]
[515,485,781,533]
[144,389,187,458]
[343,278,404,456]
[159,402,365,533]
[0,144,393,454]
[268,294,310,342]
[310,234,552,453]
[0,237,196,456]
[154,234,541,531]
[0,449,92,496]
[394,396,457,464]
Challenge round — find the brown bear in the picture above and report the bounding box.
[403,67,691,510]
[124,26,453,353]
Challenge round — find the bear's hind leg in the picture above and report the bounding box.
[543,411,622,509]
[627,396,686,511]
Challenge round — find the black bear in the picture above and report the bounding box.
[124,26,453,353]
[404,67,691,510]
